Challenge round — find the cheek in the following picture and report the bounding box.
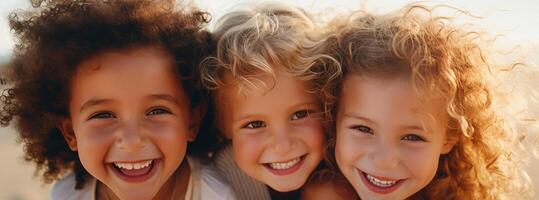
[335,131,363,167]
[402,146,442,182]
[232,134,264,167]
[294,119,325,151]
[74,126,114,177]
[149,122,189,160]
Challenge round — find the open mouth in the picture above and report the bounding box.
[359,169,404,194]
[263,155,305,176]
[110,159,159,183]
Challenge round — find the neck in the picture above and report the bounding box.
[269,187,301,200]
[154,159,191,200]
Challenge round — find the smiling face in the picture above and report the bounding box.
[335,74,455,200]
[217,70,325,192]
[59,47,199,200]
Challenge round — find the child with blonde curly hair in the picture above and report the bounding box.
[0,0,235,199]
[324,4,533,200]
[200,3,340,200]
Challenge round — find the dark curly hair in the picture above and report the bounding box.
[0,0,217,189]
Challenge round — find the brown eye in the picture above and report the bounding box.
[351,125,374,134]
[402,134,425,142]
[243,121,266,129]
[147,108,171,116]
[89,112,115,120]
[291,110,309,120]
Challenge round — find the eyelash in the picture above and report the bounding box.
[291,109,312,120]
[350,125,426,142]
[88,112,115,120]
[351,125,374,134]
[243,121,266,129]
[401,134,425,142]
[147,108,171,116]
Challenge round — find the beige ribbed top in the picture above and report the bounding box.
[213,144,271,200]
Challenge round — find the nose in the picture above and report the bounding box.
[270,126,293,154]
[115,120,147,152]
[370,139,399,170]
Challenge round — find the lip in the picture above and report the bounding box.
[109,159,160,183]
[263,155,305,176]
[358,169,404,194]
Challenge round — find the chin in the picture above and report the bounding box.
[114,190,158,200]
[267,181,304,192]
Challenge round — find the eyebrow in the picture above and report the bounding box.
[343,113,426,131]
[342,113,378,126]
[233,114,260,123]
[147,94,181,106]
[232,101,319,123]
[399,125,426,132]
[79,94,180,113]
[79,98,113,113]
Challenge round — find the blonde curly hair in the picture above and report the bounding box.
[200,2,340,103]
[324,4,532,200]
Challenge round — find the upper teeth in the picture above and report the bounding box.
[268,157,301,170]
[366,173,398,187]
[114,160,153,170]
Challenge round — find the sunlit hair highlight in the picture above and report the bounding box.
[325,4,532,199]
[200,3,340,101]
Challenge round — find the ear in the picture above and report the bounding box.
[57,118,78,151]
[187,104,205,142]
[441,135,457,154]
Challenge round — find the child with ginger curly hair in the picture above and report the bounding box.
[199,3,340,200]
[0,0,236,199]
[323,4,533,200]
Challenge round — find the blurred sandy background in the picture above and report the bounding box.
[1,0,539,199]
[0,128,52,200]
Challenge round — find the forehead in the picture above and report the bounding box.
[215,70,317,112]
[219,70,313,100]
[70,47,187,104]
[77,46,174,73]
[340,74,448,127]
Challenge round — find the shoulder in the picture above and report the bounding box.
[211,145,271,200]
[51,172,96,200]
[212,144,236,173]
[197,158,237,200]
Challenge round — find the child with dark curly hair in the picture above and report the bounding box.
[0,0,235,199]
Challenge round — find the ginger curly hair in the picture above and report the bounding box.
[0,0,215,189]
[324,4,532,200]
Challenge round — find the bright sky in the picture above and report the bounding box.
[1,0,539,58]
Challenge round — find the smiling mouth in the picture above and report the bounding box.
[262,155,305,175]
[359,170,404,194]
[110,159,159,182]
